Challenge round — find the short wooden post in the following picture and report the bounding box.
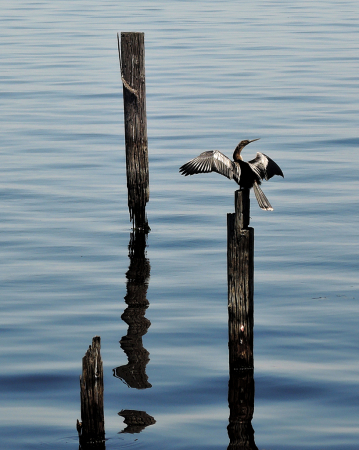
[227,189,254,370]
[77,336,105,448]
[118,32,149,230]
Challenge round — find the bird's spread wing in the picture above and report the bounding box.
[247,152,284,181]
[179,150,239,181]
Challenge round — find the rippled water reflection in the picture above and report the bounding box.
[1,1,359,449]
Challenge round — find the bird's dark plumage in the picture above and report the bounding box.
[179,139,283,211]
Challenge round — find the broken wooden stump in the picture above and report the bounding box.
[77,336,105,448]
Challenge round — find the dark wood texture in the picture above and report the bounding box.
[227,370,258,450]
[234,188,250,230]
[227,189,257,449]
[78,336,105,447]
[227,189,254,370]
[118,32,149,229]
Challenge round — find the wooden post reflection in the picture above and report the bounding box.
[227,189,258,450]
[113,229,152,389]
[118,409,156,434]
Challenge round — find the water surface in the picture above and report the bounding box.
[1,1,359,449]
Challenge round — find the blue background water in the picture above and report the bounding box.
[1,1,359,448]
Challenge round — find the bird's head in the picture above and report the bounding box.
[233,138,260,161]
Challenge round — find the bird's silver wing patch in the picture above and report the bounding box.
[248,152,284,181]
[179,150,238,181]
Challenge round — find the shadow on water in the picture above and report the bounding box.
[113,229,152,389]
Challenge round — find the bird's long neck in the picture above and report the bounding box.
[233,146,243,162]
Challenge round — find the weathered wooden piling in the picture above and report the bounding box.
[227,189,254,370]
[77,336,105,448]
[118,32,149,229]
[227,189,257,449]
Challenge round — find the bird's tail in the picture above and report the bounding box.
[253,182,273,211]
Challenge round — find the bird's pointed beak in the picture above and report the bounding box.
[249,138,260,143]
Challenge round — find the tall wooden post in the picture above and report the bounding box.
[227,189,257,449]
[77,336,105,448]
[118,32,149,229]
[227,189,254,370]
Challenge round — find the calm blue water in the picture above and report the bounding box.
[1,1,359,449]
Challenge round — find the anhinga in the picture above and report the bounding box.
[179,139,284,211]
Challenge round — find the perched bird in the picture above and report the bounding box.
[179,139,284,211]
